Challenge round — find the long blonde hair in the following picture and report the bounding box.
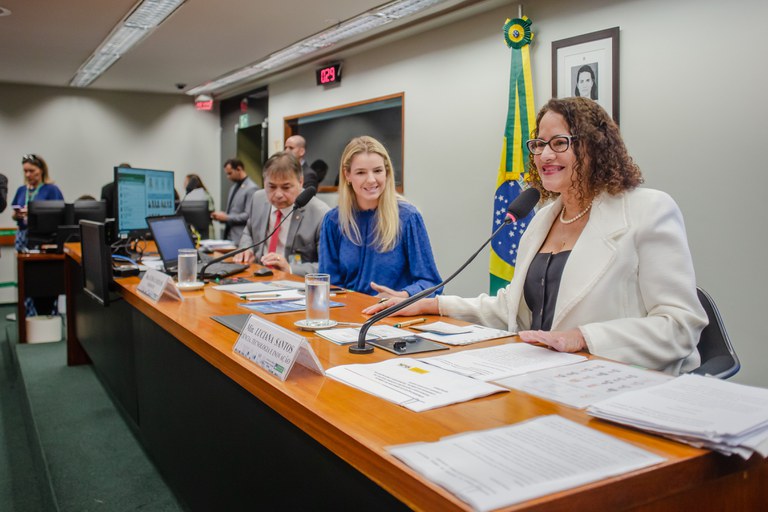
[337,136,400,252]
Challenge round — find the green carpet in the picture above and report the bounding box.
[1,305,183,512]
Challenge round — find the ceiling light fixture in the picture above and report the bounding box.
[0,6,11,17]
[70,0,186,88]
[186,0,446,97]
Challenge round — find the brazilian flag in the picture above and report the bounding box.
[489,17,536,295]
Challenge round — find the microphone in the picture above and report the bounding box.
[198,186,317,279]
[350,187,540,354]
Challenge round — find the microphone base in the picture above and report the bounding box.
[349,343,374,355]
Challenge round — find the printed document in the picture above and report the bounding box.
[422,342,586,381]
[498,360,672,409]
[389,415,665,512]
[412,322,512,345]
[325,358,506,412]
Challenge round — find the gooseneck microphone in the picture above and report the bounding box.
[198,186,317,280]
[350,187,541,354]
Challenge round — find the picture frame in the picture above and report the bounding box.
[552,27,620,124]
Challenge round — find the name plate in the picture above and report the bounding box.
[137,269,183,302]
[233,314,324,381]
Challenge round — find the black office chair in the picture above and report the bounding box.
[690,287,740,379]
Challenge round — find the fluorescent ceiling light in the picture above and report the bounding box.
[70,0,186,88]
[187,0,446,96]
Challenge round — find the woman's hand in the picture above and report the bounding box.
[518,328,587,353]
[370,281,408,299]
[260,252,291,273]
[233,250,255,264]
[12,206,26,221]
[362,296,439,317]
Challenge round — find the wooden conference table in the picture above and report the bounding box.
[63,244,767,511]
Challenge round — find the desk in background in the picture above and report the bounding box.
[62,244,768,511]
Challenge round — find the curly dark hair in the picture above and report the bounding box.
[527,97,643,204]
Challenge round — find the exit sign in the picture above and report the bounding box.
[316,62,342,86]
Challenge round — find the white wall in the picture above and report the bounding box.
[0,83,222,229]
[268,0,768,386]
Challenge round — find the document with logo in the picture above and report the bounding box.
[326,358,506,412]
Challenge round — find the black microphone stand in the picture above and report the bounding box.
[350,216,516,354]
[198,206,293,280]
[198,186,317,280]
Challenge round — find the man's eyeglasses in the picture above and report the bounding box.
[526,135,577,155]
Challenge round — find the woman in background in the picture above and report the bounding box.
[319,136,442,298]
[365,98,706,375]
[12,154,64,251]
[12,154,64,316]
[184,173,215,211]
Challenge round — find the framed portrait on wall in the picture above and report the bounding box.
[552,27,620,124]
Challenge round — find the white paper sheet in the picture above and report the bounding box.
[414,323,514,345]
[212,282,286,294]
[498,360,672,409]
[316,325,412,345]
[422,343,586,381]
[389,415,665,512]
[325,358,507,412]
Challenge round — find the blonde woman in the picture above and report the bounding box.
[319,136,442,297]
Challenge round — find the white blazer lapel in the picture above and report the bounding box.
[552,193,629,328]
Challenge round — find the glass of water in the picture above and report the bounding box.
[177,248,198,284]
[305,273,330,327]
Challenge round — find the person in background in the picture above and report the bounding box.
[364,97,706,375]
[310,159,329,186]
[233,152,329,276]
[184,173,215,211]
[0,172,7,213]
[210,159,258,244]
[319,136,442,297]
[12,154,65,316]
[574,64,598,100]
[285,135,319,190]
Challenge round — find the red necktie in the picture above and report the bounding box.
[268,209,282,254]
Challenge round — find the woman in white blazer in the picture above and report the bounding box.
[365,97,707,375]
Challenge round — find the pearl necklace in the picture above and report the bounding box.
[560,201,593,224]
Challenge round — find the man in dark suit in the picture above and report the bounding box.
[284,135,319,191]
[211,158,258,244]
[233,152,329,276]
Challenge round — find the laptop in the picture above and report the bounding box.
[146,215,248,279]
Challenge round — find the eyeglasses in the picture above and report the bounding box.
[526,135,577,155]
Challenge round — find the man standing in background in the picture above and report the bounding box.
[285,135,319,190]
[211,158,258,244]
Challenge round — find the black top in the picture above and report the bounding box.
[524,251,571,330]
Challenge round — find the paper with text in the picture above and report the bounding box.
[422,342,586,381]
[137,269,182,302]
[326,358,506,412]
[389,415,665,512]
[498,360,672,409]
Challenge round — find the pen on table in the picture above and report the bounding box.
[239,293,282,300]
[393,318,426,329]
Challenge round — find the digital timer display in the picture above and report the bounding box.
[316,62,342,86]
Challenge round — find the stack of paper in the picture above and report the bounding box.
[389,415,665,511]
[587,374,768,459]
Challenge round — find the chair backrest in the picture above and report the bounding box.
[690,287,740,379]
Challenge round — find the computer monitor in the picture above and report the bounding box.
[114,166,176,239]
[80,220,113,306]
[27,200,67,248]
[74,200,108,224]
[179,200,211,238]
